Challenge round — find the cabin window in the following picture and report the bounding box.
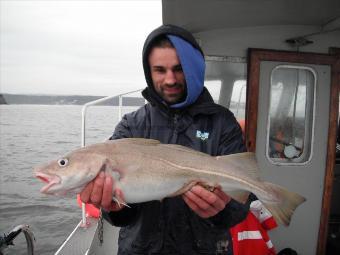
[267,65,315,164]
[230,80,246,121]
[205,80,222,103]
[204,57,247,121]
[204,78,246,120]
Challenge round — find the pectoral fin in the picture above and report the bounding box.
[112,196,131,208]
[100,158,114,174]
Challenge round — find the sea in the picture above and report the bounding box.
[0,104,139,255]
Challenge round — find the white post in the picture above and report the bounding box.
[79,89,142,227]
[118,95,123,121]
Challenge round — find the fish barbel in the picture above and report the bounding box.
[34,138,306,226]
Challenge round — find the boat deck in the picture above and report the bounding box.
[55,216,119,255]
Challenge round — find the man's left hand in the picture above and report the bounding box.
[182,185,231,218]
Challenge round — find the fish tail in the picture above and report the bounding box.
[259,182,306,226]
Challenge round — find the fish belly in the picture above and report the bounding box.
[118,176,190,203]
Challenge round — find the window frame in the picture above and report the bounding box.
[265,64,317,165]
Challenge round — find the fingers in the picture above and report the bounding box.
[79,172,125,212]
[193,186,226,210]
[90,172,105,207]
[213,187,231,205]
[183,190,219,218]
[80,181,94,204]
[108,188,126,211]
[183,185,230,218]
[101,174,113,211]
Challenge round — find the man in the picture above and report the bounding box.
[80,24,248,254]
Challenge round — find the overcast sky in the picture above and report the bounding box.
[0,0,162,96]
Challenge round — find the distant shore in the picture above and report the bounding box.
[0,94,145,106]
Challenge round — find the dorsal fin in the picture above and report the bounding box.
[115,138,161,146]
[161,144,211,157]
[216,152,260,180]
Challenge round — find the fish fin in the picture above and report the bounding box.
[216,152,260,181]
[119,138,161,146]
[100,158,140,180]
[227,190,250,204]
[100,158,113,173]
[169,181,222,198]
[259,182,306,226]
[112,196,131,208]
[161,144,211,157]
[99,158,122,178]
[168,181,198,197]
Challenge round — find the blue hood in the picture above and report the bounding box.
[167,35,205,108]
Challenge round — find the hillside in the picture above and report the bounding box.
[0,94,145,106]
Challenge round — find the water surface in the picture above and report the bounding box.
[0,105,137,254]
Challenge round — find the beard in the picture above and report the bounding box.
[157,82,187,105]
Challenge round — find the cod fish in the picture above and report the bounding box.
[34,138,306,226]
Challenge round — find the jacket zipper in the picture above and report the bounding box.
[170,113,180,144]
[173,113,179,127]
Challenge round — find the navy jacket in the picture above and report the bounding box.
[102,88,249,254]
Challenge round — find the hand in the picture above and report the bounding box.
[182,185,231,218]
[80,171,125,212]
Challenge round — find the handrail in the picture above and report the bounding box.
[80,89,143,226]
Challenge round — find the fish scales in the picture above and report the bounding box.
[116,142,264,196]
[34,138,306,226]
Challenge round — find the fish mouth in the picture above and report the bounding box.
[35,172,61,194]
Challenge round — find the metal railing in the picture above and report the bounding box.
[80,89,143,226]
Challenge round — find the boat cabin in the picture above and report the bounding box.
[162,0,339,254]
[56,1,340,254]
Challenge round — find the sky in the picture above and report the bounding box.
[0,0,162,96]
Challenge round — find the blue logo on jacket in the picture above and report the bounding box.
[196,130,209,141]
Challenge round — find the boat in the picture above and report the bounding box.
[55,0,340,254]
[0,225,35,255]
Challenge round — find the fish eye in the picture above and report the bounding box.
[57,158,69,167]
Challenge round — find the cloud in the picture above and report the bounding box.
[0,0,162,95]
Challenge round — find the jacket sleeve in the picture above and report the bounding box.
[109,114,133,140]
[102,114,141,227]
[207,199,250,229]
[102,204,140,227]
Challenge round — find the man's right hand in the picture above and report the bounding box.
[79,171,125,212]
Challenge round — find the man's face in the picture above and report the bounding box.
[148,47,186,104]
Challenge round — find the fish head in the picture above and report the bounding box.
[34,150,113,195]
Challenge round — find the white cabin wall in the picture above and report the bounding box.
[195,26,340,57]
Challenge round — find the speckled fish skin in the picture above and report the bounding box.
[34,138,306,226]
